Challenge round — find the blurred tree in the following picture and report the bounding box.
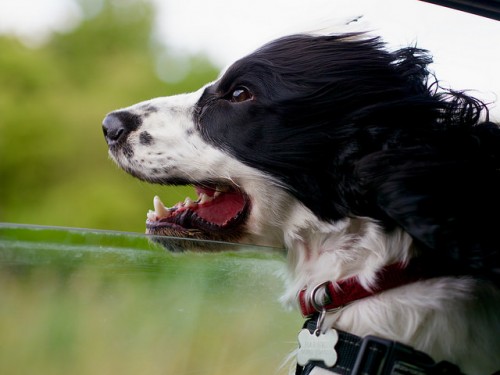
[0,0,219,232]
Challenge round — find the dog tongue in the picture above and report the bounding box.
[194,191,245,225]
[149,186,247,228]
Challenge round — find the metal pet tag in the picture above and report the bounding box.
[297,328,338,367]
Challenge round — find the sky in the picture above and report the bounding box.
[1,0,499,118]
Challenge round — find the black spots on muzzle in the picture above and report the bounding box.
[139,131,154,146]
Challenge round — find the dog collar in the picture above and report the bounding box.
[298,261,422,317]
[296,318,464,375]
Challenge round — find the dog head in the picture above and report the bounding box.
[102,33,431,243]
[103,33,500,285]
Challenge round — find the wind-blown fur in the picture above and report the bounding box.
[103,34,500,374]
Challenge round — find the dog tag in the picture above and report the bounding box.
[297,328,338,367]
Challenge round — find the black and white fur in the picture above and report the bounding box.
[103,33,500,374]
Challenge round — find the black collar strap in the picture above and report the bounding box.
[296,318,464,375]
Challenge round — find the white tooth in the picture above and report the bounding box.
[199,193,212,204]
[153,195,170,217]
[184,197,196,208]
[213,191,221,198]
[147,210,157,221]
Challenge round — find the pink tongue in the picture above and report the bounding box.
[194,192,245,225]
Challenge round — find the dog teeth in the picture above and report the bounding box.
[147,209,157,221]
[199,193,211,204]
[148,189,220,221]
[153,195,171,217]
[184,197,196,208]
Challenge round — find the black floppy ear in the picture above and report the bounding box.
[355,148,460,250]
[355,147,500,283]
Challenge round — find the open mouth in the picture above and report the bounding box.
[145,183,250,242]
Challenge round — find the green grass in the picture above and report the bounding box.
[0,224,301,375]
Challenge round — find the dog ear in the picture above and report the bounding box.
[355,143,500,285]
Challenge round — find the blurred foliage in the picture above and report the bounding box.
[0,0,219,232]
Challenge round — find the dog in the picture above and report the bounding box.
[102,33,500,374]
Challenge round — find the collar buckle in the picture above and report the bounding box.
[352,335,438,375]
[309,281,333,312]
[299,281,342,317]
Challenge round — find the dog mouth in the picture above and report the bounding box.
[145,183,250,242]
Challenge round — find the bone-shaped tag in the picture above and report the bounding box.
[297,328,338,367]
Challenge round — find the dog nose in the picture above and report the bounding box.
[102,111,141,146]
[102,113,126,145]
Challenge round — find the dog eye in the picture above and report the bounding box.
[230,87,253,103]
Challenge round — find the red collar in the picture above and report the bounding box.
[298,261,423,317]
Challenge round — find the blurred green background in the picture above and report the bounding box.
[0,0,218,232]
[0,224,299,375]
[0,3,302,375]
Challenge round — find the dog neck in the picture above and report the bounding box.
[280,216,417,308]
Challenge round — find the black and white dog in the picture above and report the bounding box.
[103,33,500,374]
